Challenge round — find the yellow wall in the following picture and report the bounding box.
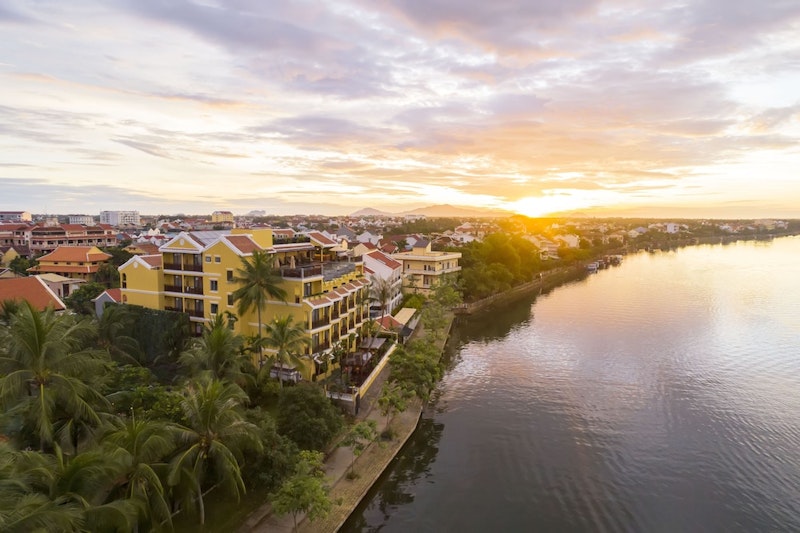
[120,260,164,309]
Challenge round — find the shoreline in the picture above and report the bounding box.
[242,317,454,533]
[243,232,800,532]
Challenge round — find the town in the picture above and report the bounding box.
[1,207,798,532]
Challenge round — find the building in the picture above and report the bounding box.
[92,288,122,318]
[68,215,95,225]
[0,276,66,311]
[392,240,461,294]
[362,250,403,317]
[27,245,113,282]
[119,228,371,381]
[35,273,85,299]
[0,211,32,222]
[28,224,118,256]
[211,210,234,224]
[100,210,141,226]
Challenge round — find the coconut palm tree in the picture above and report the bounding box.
[168,377,262,525]
[178,313,253,387]
[95,304,143,365]
[101,414,176,532]
[232,250,288,367]
[0,301,110,451]
[0,442,84,533]
[368,276,394,319]
[258,315,309,388]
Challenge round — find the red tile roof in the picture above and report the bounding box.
[94,288,122,303]
[140,255,163,268]
[0,277,65,311]
[308,232,337,247]
[37,246,112,263]
[29,264,100,274]
[365,250,402,270]
[225,235,261,254]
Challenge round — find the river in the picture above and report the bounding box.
[342,236,800,532]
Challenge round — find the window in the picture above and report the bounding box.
[214,256,221,263]
[227,294,233,306]
[210,280,218,291]
[205,255,211,263]
[210,303,218,314]
[226,270,234,282]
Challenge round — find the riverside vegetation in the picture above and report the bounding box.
[0,259,460,533]
[5,217,795,531]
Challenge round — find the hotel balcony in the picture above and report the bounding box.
[163,262,203,272]
[280,259,361,282]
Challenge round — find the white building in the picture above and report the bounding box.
[100,210,140,226]
[68,215,95,225]
[363,250,404,317]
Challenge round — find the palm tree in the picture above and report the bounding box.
[168,377,262,525]
[101,414,176,532]
[232,250,287,367]
[95,304,143,365]
[369,276,394,319]
[0,442,84,533]
[258,315,309,388]
[0,301,110,451]
[178,313,253,387]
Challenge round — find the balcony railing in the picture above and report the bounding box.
[165,306,204,319]
[184,286,203,295]
[312,342,331,353]
[164,284,183,293]
[311,318,330,329]
[280,264,323,279]
[163,262,203,272]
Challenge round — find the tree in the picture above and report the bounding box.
[275,384,343,451]
[270,450,331,533]
[94,263,119,288]
[259,315,309,388]
[339,420,377,477]
[100,414,176,532]
[95,304,142,365]
[232,250,287,366]
[178,313,252,387]
[369,276,394,318]
[168,376,262,525]
[64,282,106,315]
[0,442,84,533]
[0,302,110,451]
[388,343,442,403]
[377,383,412,432]
[8,256,33,277]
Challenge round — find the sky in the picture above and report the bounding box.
[1,0,799,218]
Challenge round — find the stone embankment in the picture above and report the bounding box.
[242,318,453,533]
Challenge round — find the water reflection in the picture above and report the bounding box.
[345,237,800,532]
[342,417,444,532]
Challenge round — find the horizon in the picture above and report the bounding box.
[1,1,799,218]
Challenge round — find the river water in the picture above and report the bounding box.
[342,236,800,532]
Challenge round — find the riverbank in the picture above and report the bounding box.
[241,315,454,533]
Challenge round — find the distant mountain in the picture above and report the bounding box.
[349,204,509,218]
[402,204,509,218]
[349,207,393,217]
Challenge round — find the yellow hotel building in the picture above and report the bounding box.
[119,228,370,381]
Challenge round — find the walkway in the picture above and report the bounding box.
[240,350,423,533]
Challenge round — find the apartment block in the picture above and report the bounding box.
[100,210,141,226]
[119,228,370,381]
[392,239,461,293]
